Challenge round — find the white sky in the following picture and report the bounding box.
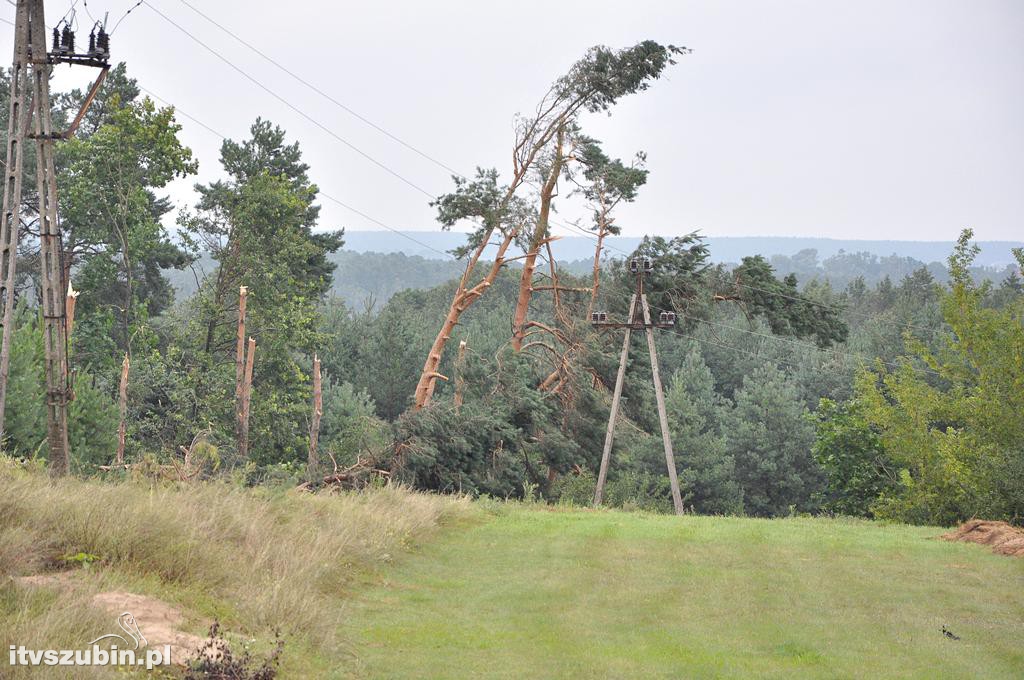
[9,0,1024,242]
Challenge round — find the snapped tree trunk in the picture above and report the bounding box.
[413,229,517,409]
[511,125,566,352]
[589,201,610,317]
[238,336,255,459]
[234,286,248,448]
[116,353,129,464]
[453,340,467,411]
[65,283,79,342]
[308,353,322,474]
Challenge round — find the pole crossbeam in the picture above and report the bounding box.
[591,258,685,515]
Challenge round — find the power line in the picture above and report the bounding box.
[654,324,808,374]
[730,280,945,336]
[141,0,438,200]
[149,1,640,257]
[139,0,951,346]
[674,310,942,377]
[139,86,456,260]
[170,0,465,180]
[110,0,143,34]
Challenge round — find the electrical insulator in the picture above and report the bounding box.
[96,28,109,58]
[88,30,96,55]
[629,258,639,273]
[643,257,653,272]
[52,27,60,52]
[599,312,608,322]
[590,312,600,323]
[61,26,74,54]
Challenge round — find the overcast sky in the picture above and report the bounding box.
[15,0,1024,242]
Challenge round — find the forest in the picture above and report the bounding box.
[1,42,1022,530]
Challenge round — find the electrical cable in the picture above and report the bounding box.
[171,0,465,180]
[141,1,438,201]
[139,86,456,261]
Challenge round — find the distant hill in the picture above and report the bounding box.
[343,231,1024,268]
[165,233,1022,311]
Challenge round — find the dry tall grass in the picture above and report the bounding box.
[0,460,471,676]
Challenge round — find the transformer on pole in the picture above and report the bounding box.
[590,257,684,515]
[0,1,110,474]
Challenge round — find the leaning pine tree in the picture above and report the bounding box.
[413,41,689,409]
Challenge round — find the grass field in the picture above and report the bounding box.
[1,466,1022,678]
[343,506,1024,679]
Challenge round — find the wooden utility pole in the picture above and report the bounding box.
[591,257,684,514]
[0,1,110,474]
[593,295,636,506]
[308,353,322,474]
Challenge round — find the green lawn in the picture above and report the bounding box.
[342,507,1024,679]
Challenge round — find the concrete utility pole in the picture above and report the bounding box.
[0,1,110,474]
[591,257,684,515]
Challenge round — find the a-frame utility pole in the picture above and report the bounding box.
[0,0,110,474]
[591,257,685,515]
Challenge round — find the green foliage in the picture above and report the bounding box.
[664,350,744,515]
[2,308,118,466]
[855,230,1024,524]
[732,255,848,347]
[2,307,46,457]
[551,470,596,506]
[174,119,344,464]
[618,234,711,315]
[318,377,388,465]
[724,363,822,517]
[811,398,896,517]
[60,551,103,570]
[556,41,687,113]
[60,70,197,368]
[603,471,673,513]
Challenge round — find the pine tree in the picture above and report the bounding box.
[664,349,743,514]
[725,362,821,516]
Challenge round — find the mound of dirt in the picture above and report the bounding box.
[14,574,208,666]
[940,520,1024,557]
[91,590,208,665]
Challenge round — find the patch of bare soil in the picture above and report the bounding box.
[91,590,208,666]
[940,520,1024,557]
[14,574,208,666]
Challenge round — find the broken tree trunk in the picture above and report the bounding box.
[308,353,322,474]
[65,283,79,342]
[589,216,609,317]
[238,336,255,459]
[413,228,517,409]
[453,340,467,411]
[116,353,129,465]
[511,125,566,351]
[234,286,248,449]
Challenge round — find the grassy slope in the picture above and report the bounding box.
[0,466,469,678]
[3,468,1022,679]
[344,507,1024,679]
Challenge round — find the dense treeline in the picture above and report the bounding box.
[1,63,1021,526]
